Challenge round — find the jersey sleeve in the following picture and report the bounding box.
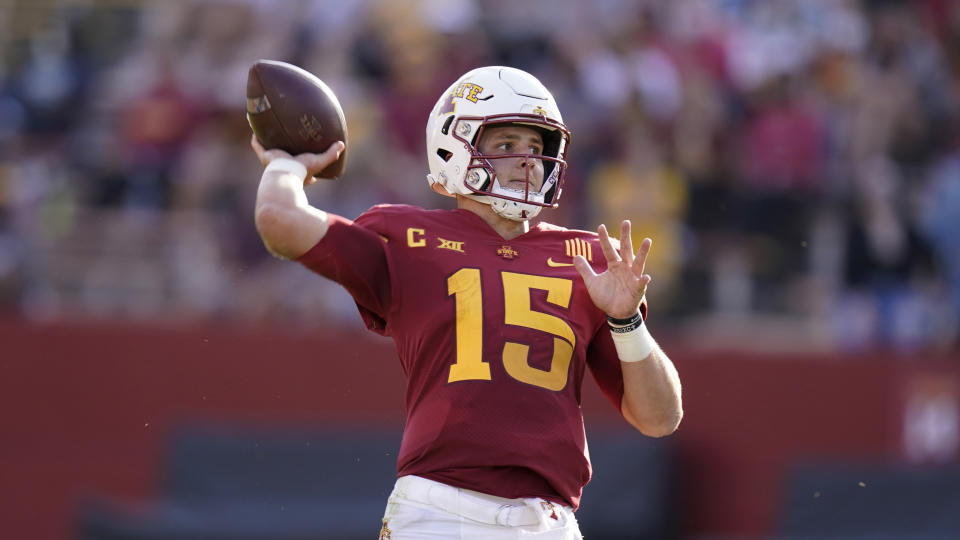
[295,211,392,334]
[586,325,625,413]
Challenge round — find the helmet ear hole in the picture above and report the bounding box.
[440,115,455,135]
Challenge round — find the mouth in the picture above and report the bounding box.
[503,179,533,191]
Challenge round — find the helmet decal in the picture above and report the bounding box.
[439,83,487,117]
[438,98,456,117]
[453,82,485,103]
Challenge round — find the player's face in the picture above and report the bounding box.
[476,125,545,193]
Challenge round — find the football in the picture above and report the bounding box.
[246,59,347,179]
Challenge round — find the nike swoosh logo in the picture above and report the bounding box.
[546,258,575,267]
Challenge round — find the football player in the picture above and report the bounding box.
[251,66,683,539]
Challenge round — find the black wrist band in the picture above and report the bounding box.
[608,311,643,333]
[609,321,643,334]
[606,311,642,326]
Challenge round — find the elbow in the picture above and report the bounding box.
[641,409,683,438]
[626,407,683,438]
[254,202,298,259]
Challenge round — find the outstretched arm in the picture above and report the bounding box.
[251,135,345,259]
[573,220,683,437]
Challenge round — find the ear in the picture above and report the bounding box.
[431,182,455,198]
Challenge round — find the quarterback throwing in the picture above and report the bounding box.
[251,66,683,540]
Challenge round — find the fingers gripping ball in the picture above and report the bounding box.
[246,60,348,178]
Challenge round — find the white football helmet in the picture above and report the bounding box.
[426,66,571,221]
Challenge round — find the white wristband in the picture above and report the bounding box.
[265,158,308,180]
[610,322,655,363]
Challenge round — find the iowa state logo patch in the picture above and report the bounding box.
[497,245,518,259]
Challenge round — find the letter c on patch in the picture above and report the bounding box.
[407,228,426,247]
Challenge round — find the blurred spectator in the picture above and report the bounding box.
[6,19,88,135]
[835,155,949,351]
[921,131,960,343]
[731,73,825,312]
[119,55,198,209]
[587,110,689,314]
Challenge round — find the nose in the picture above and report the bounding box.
[517,154,537,169]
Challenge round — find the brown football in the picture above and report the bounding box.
[246,60,347,179]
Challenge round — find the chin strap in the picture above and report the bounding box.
[490,197,541,221]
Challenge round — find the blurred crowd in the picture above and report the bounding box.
[0,0,958,353]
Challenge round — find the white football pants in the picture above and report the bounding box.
[378,475,583,539]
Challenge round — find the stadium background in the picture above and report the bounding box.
[1,0,959,538]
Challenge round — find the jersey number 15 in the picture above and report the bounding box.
[447,269,576,392]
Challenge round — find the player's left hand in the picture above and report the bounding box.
[573,220,651,320]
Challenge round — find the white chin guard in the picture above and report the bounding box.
[489,197,542,221]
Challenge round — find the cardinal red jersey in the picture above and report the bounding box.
[297,204,629,509]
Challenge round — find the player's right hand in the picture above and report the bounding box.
[251,135,345,185]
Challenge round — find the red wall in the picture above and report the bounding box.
[1,319,957,539]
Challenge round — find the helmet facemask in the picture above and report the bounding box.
[456,116,570,221]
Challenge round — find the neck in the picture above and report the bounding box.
[456,196,530,240]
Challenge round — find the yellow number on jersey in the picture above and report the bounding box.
[447,268,490,382]
[501,272,574,391]
[446,269,575,391]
